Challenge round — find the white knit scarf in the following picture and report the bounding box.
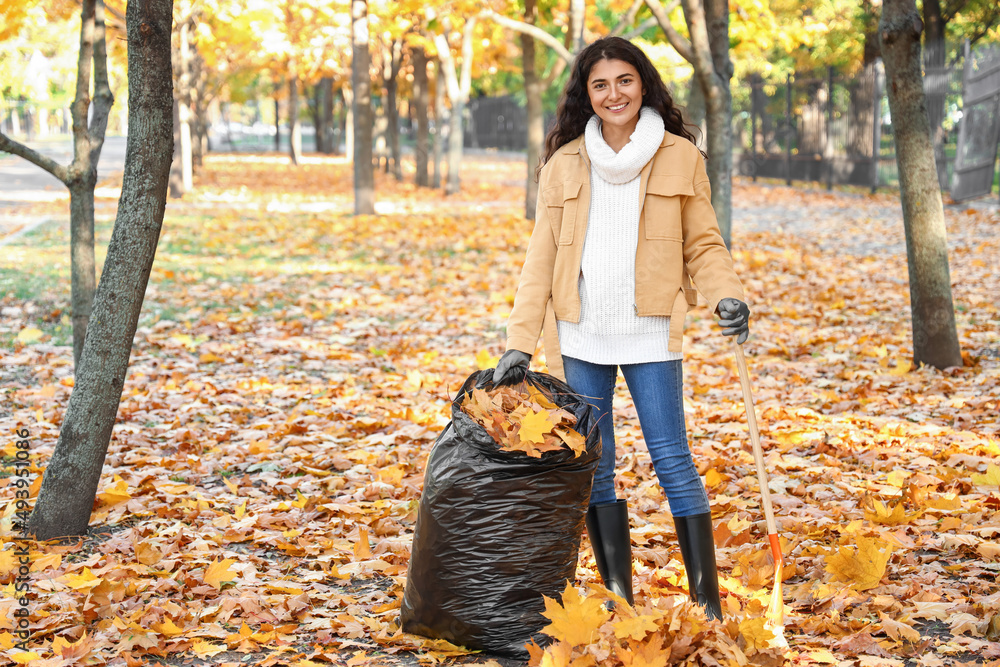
[584,106,665,184]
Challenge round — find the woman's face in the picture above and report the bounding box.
[586,58,645,135]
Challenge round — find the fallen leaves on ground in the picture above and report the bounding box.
[0,153,998,666]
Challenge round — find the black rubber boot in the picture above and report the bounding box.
[585,499,634,606]
[674,512,723,620]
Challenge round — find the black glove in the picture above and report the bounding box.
[492,350,531,386]
[717,298,750,344]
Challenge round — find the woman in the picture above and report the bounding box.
[493,36,750,620]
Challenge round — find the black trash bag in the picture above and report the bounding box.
[400,369,602,659]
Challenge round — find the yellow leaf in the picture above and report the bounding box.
[554,427,587,456]
[204,558,238,590]
[199,352,224,363]
[97,476,132,506]
[825,535,893,591]
[153,618,186,637]
[0,549,17,576]
[972,464,1000,487]
[476,349,499,370]
[192,639,228,657]
[889,358,912,375]
[612,613,660,641]
[540,582,610,646]
[705,468,725,487]
[519,409,555,445]
[15,327,43,344]
[10,652,40,664]
[31,552,62,572]
[878,612,921,642]
[616,633,671,667]
[60,567,103,590]
[864,497,922,526]
[291,490,309,509]
[134,540,162,566]
[354,525,373,560]
[223,477,239,494]
[739,616,775,650]
[538,641,595,667]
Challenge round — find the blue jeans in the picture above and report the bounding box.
[563,355,710,518]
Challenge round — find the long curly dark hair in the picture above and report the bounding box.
[538,36,702,179]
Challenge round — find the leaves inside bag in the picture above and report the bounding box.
[460,381,588,458]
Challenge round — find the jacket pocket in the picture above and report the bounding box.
[550,181,582,246]
[644,174,694,241]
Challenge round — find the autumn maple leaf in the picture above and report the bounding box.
[519,409,555,445]
[826,535,893,591]
[541,582,610,646]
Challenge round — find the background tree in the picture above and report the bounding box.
[28,0,175,540]
[0,0,115,367]
[429,13,478,195]
[879,0,962,369]
[352,0,375,214]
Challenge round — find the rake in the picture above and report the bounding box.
[733,340,786,641]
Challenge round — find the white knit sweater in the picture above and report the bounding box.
[557,107,683,365]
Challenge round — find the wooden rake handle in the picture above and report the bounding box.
[733,340,783,565]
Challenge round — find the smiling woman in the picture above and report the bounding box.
[495,35,752,622]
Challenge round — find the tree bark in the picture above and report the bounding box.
[431,58,444,189]
[28,0,175,541]
[343,85,354,160]
[0,0,114,368]
[313,81,325,153]
[681,0,733,246]
[433,17,478,195]
[351,0,375,214]
[522,0,543,219]
[288,69,302,165]
[175,14,193,192]
[879,0,962,369]
[385,38,403,181]
[413,46,430,187]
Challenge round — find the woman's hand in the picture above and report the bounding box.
[493,350,531,385]
[716,298,750,344]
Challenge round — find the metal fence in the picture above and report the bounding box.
[733,42,966,192]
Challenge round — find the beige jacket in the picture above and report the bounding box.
[505,130,745,380]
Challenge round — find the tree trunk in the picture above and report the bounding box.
[522,0,543,219]
[446,96,463,195]
[274,91,281,152]
[879,0,962,369]
[28,0,175,541]
[176,16,193,191]
[0,0,114,367]
[320,77,335,154]
[413,46,430,187]
[351,0,375,214]
[434,17,478,196]
[431,58,444,188]
[686,65,707,142]
[288,68,302,165]
[343,85,354,159]
[682,0,733,246]
[388,40,403,180]
[69,184,97,366]
[314,82,326,153]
